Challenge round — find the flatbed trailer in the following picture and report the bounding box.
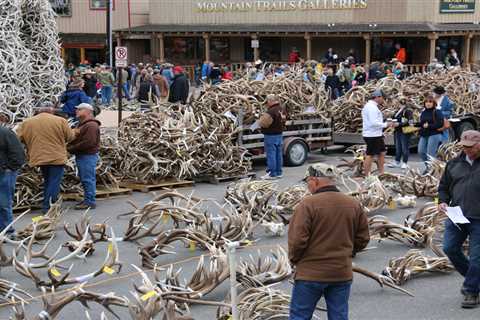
[238,117,333,166]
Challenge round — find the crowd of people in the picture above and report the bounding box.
[63,60,190,115]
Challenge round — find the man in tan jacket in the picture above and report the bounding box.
[17,106,76,212]
[288,163,370,320]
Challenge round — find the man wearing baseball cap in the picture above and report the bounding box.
[289,163,370,319]
[361,89,394,176]
[68,103,101,210]
[439,130,480,308]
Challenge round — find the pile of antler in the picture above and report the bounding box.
[332,69,480,133]
[116,107,251,183]
[0,0,65,124]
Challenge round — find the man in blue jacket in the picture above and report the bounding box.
[0,111,25,238]
[434,86,454,142]
[60,79,92,119]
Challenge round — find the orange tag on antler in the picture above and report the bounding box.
[141,290,157,301]
[162,213,169,223]
[103,266,115,275]
[388,199,397,210]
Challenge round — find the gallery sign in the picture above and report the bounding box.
[440,0,475,14]
[196,0,368,13]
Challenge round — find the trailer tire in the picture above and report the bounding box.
[285,140,308,167]
[456,121,475,139]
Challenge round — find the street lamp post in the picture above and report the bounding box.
[106,0,113,67]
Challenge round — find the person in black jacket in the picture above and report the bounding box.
[354,66,367,86]
[388,97,414,169]
[438,130,480,309]
[417,95,444,172]
[0,111,25,237]
[82,70,98,101]
[324,67,340,100]
[169,66,190,104]
[136,74,160,111]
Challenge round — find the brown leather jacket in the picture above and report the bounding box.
[288,185,370,282]
[153,73,169,98]
[68,119,101,155]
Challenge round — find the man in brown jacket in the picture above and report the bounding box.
[68,103,101,210]
[288,163,370,320]
[17,106,76,212]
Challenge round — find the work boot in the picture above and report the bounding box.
[74,202,96,210]
[461,293,479,308]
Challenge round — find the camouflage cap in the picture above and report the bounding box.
[303,163,337,181]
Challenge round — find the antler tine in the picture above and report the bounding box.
[0,210,30,245]
[50,226,90,267]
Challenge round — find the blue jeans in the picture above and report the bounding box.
[40,165,64,212]
[418,134,443,163]
[122,83,131,100]
[441,129,449,143]
[290,280,352,320]
[394,131,411,163]
[76,154,98,206]
[101,86,113,105]
[443,219,480,294]
[264,134,283,177]
[0,170,18,233]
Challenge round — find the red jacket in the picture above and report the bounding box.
[396,48,407,63]
[289,52,300,64]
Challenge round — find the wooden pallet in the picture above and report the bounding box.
[62,187,132,201]
[195,172,256,185]
[119,179,194,193]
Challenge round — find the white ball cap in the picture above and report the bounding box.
[75,103,94,111]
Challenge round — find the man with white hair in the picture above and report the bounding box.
[259,94,285,180]
[68,103,101,210]
[289,163,369,320]
[17,105,76,212]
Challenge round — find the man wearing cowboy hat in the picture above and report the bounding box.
[0,111,25,238]
[289,163,369,320]
[439,130,480,309]
[59,78,92,118]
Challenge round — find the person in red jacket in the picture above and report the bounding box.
[289,48,300,64]
[394,43,407,64]
[68,103,101,210]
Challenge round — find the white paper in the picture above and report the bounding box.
[249,121,261,131]
[446,206,470,224]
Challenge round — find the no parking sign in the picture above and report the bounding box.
[115,47,128,68]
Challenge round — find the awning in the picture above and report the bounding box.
[116,23,480,35]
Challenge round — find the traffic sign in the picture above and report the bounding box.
[115,46,128,67]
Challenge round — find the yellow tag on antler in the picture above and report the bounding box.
[245,240,253,247]
[32,216,43,223]
[162,213,170,223]
[434,197,439,205]
[107,243,113,253]
[103,266,115,275]
[141,290,157,301]
[50,267,61,277]
[356,156,364,161]
[388,199,397,210]
[189,240,196,252]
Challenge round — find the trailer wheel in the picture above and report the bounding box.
[285,140,308,166]
[456,121,475,139]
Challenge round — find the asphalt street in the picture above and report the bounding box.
[0,151,477,320]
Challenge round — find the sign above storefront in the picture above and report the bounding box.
[440,0,475,14]
[196,0,368,13]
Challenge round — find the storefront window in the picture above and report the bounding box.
[260,38,282,62]
[90,0,115,10]
[49,0,72,16]
[210,38,230,63]
[64,48,80,65]
[85,48,106,65]
[165,37,204,64]
[437,37,463,64]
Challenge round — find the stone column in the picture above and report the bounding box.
[151,33,158,61]
[305,33,312,61]
[363,34,371,67]
[463,33,473,67]
[251,34,260,62]
[158,33,165,62]
[428,33,438,63]
[203,33,210,61]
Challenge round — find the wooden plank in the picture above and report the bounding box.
[62,188,133,201]
[194,172,256,185]
[242,128,332,141]
[13,204,42,213]
[120,179,194,193]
